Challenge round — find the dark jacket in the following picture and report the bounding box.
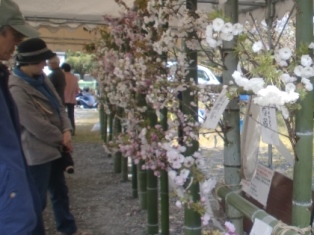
[0,64,38,234]
[48,67,66,104]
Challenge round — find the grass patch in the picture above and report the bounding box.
[73,108,103,144]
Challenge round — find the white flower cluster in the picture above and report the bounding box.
[232,71,299,119]
[206,18,243,48]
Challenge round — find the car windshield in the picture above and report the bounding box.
[198,70,209,81]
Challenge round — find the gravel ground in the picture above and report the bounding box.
[43,108,294,235]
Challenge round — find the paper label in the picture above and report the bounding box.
[202,87,229,129]
[260,107,280,146]
[250,218,272,235]
[241,163,274,206]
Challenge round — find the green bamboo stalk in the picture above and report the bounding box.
[216,185,308,235]
[183,2,201,234]
[292,0,313,230]
[108,109,114,142]
[222,1,243,234]
[146,105,159,234]
[113,151,122,173]
[132,160,138,198]
[160,107,169,235]
[121,156,128,182]
[147,169,159,234]
[137,160,147,210]
[113,110,122,173]
[99,103,105,141]
[160,170,169,235]
[103,111,108,143]
[136,93,147,209]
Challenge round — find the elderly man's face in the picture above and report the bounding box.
[0,26,24,61]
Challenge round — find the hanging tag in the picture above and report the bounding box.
[260,106,280,146]
[241,163,274,206]
[250,218,272,235]
[202,86,229,129]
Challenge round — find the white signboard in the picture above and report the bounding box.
[250,218,272,235]
[260,107,280,146]
[241,163,274,206]
[202,87,229,129]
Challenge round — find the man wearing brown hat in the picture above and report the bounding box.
[0,0,43,234]
[9,38,91,235]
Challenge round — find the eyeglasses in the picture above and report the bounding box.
[9,27,25,43]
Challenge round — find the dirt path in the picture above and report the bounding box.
[43,108,294,235]
[44,109,186,235]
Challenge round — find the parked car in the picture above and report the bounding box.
[197,65,221,85]
[166,61,221,85]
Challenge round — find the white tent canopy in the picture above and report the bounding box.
[13,0,295,51]
[15,0,294,28]
[15,0,134,29]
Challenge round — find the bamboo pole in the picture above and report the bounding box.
[108,108,114,143]
[147,106,159,234]
[160,107,169,235]
[147,170,159,234]
[216,186,311,235]
[159,2,170,227]
[121,156,128,182]
[132,160,138,198]
[99,103,105,141]
[103,112,108,143]
[113,110,122,174]
[292,0,313,230]
[137,93,147,210]
[137,160,147,210]
[183,2,201,234]
[222,1,243,234]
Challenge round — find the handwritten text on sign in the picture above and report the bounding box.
[241,163,274,206]
[260,107,279,146]
[202,87,229,129]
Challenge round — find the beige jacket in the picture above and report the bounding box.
[9,74,72,166]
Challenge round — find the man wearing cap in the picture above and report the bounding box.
[9,38,90,235]
[0,0,42,234]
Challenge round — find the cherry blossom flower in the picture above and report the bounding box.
[252,41,263,53]
[175,200,182,208]
[200,178,217,194]
[309,42,314,49]
[300,55,313,67]
[279,74,296,84]
[294,65,304,77]
[222,22,233,34]
[225,221,236,234]
[278,47,292,60]
[232,23,243,35]
[201,213,211,225]
[212,18,224,32]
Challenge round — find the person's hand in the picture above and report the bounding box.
[62,130,73,152]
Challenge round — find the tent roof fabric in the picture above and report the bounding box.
[14,0,294,28]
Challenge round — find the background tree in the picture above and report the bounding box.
[65,50,93,79]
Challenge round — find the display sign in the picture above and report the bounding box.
[260,106,279,146]
[202,87,229,129]
[241,163,274,206]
